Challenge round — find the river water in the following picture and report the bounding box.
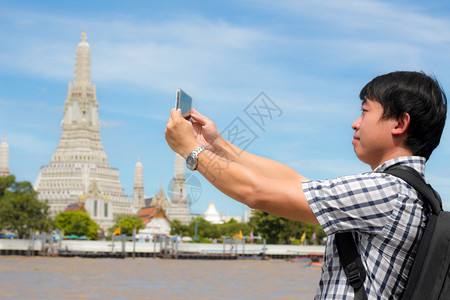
[0,256,321,299]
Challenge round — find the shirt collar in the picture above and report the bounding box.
[373,156,427,177]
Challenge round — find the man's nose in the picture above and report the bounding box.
[352,116,361,131]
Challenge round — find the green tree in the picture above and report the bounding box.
[248,210,290,243]
[219,218,251,238]
[302,222,327,245]
[170,217,252,242]
[188,217,220,240]
[110,215,145,236]
[55,211,99,240]
[0,175,53,237]
[248,210,326,244]
[170,219,190,236]
[0,175,15,198]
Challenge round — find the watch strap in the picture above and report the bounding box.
[188,145,207,170]
[191,145,207,157]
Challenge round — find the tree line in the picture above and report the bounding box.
[171,211,325,245]
[0,175,325,244]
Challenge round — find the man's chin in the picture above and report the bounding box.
[353,149,367,164]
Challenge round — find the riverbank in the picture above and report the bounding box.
[0,238,325,260]
[0,256,321,299]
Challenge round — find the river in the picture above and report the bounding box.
[0,256,321,299]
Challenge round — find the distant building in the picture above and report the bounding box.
[149,185,171,211]
[203,202,224,224]
[64,202,87,213]
[34,30,133,230]
[0,137,9,177]
[137,205,171,236]
[166,154,192,224]
[133,158,145,210]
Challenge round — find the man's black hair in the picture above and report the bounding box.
[360,71,447,160]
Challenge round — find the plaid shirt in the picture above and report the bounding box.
[303,156,427,300]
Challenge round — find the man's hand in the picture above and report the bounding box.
[190,108,222,152]
[165,108,200,158]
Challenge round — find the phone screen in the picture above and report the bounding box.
[176,89,193,119]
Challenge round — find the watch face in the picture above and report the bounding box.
[186,155,196,170]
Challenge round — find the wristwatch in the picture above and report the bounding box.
[186,145,207,171]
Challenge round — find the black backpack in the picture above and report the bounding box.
[335,164,450,300]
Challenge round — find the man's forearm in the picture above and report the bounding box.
[195,149,317,223]
[196,149,257,207]
[212,137,308,181]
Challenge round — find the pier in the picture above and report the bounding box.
[0,236,324,260]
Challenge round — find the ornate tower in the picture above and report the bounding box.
[166,153,192,224]
[152,185,170,210]
[34,30,133,229]
[0,137,9,177]
[133,157,145,210]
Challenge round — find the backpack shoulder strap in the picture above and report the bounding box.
[335,232,368,300]
[384,164,442,214]
[335,164,441,300]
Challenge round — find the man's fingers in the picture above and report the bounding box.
[170,108,182,120]
[190,108,210,125]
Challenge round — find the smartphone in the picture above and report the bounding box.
[175,88,193,120]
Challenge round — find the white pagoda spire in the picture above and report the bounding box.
[166,153,192,224]
[73,28,91,86]
[0,137,9,177]
[133,157,145,210]
[56,28,103,163]
[34,30,133,229]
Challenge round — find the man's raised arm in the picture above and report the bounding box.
[165,108,318,224]
[190,109,308,181]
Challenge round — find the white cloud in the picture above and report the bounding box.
[253,0,450,43]
[1,9,271,101]
[2,1,450,110]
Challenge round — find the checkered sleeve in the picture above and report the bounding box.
[302,172,398,235]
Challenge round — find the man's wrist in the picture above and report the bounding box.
[182,143,202,159]
[186,145,208,171]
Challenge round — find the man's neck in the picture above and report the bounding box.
[370,148,414,170]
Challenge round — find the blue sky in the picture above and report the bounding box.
[1,0,449,217]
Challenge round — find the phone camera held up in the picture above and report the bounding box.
[175,88,193,120]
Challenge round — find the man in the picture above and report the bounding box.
[165,71,447,299]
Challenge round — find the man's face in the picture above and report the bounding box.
[351,99,398,169]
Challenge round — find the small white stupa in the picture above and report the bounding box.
[203,202,224,224]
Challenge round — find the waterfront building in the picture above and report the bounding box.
[64,202,87,213]
[166,154,192,224]
[133,157,145,210]
[137,205,171,236]
[203,202,224,224]
[34,30,133,229]
[0,137,9,177]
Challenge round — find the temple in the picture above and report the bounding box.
[34,30,134,229]
[133,157,145,210]
[0,137,9,177]
[166,154,192,224]
[203,202,224,224]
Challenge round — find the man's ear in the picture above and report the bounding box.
[392,112,411,136]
